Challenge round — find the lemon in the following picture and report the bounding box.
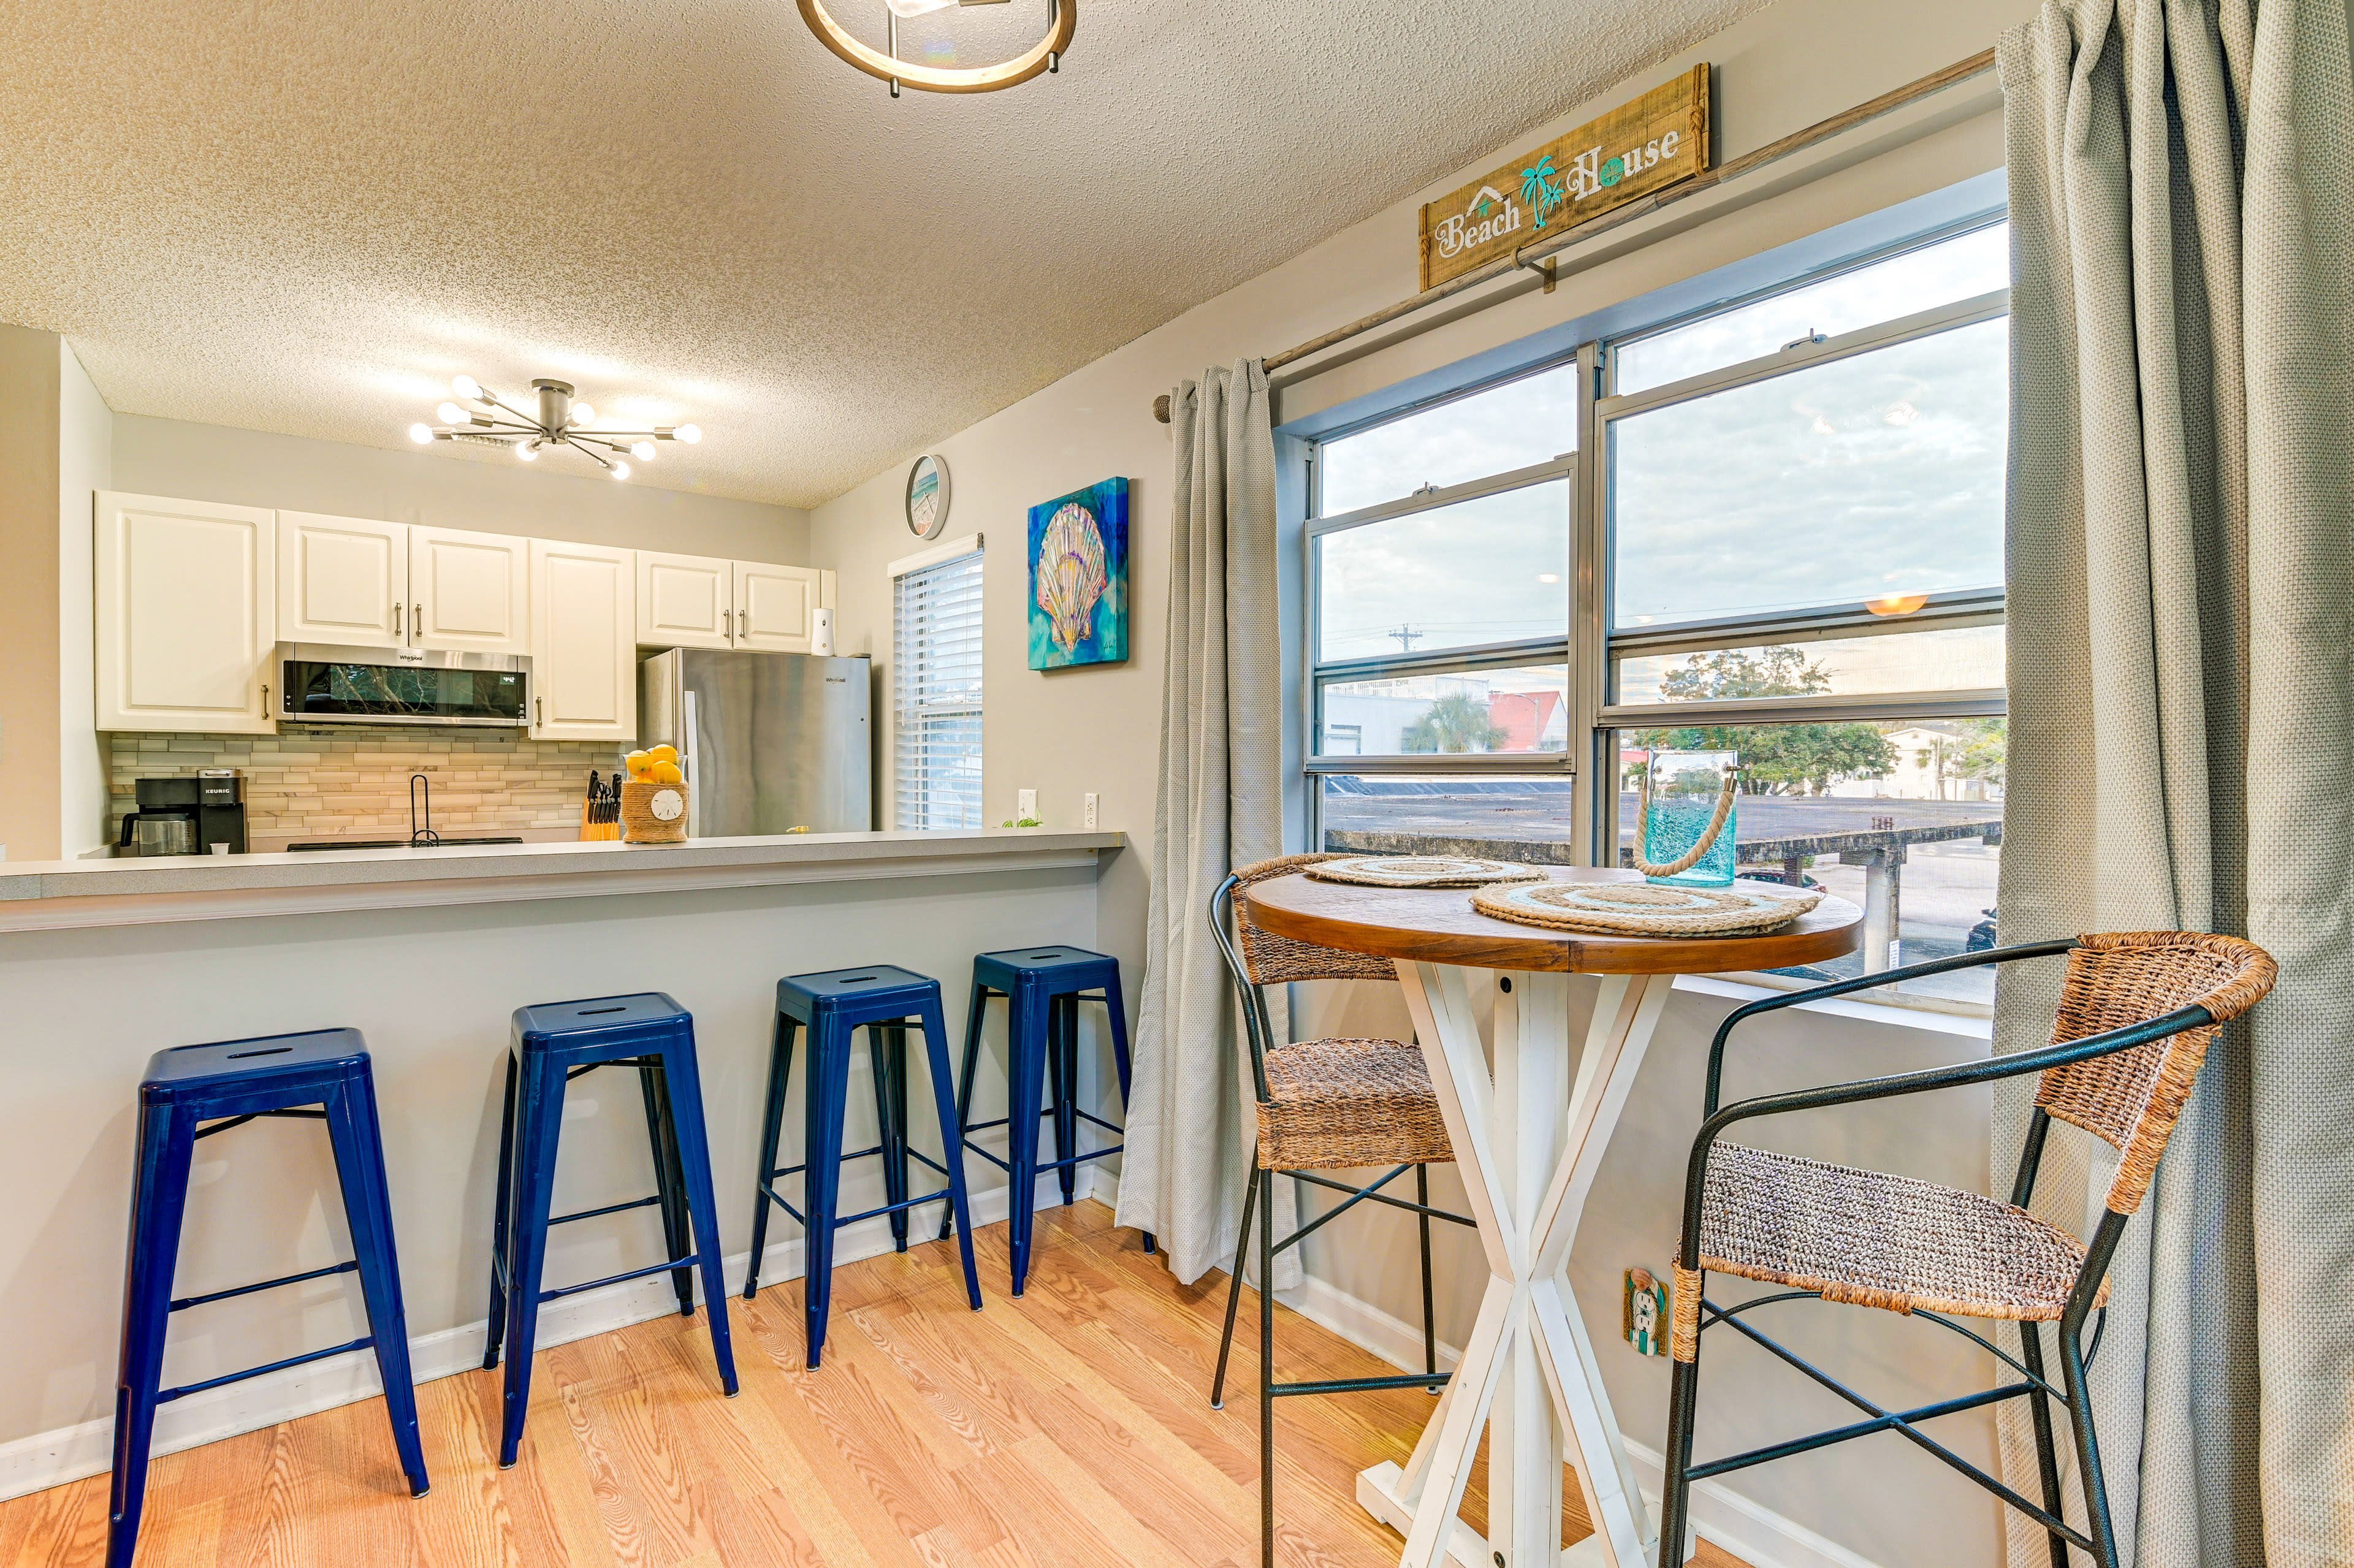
[649,760,684,784]
[648,744,679,765]
[624,750,652,778]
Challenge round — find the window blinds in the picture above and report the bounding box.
[893,548,984,830]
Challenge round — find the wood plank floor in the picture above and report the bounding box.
[0,1201,1746,1567]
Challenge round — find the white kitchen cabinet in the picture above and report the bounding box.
[528,539,636,742]
[96,492,277,733]
[735,562,835,653]
[278,511,406,648]
[636,550,734,649]
[409,525,530,653]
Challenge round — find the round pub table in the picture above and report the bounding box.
[1245,866,1861,1568]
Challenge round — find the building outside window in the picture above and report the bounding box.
[893,545,985,831]
[1305,219,2009,1007]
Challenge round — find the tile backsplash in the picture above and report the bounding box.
[109,729,625,842]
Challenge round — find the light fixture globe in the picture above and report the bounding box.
[799,0,1075,95]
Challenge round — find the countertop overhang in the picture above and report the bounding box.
[0,830,1126,933]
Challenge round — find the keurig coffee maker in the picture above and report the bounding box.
[118,771,248,856]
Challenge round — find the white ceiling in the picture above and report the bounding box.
[0,0,1761,508]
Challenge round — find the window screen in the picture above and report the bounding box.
[893,549,984,830]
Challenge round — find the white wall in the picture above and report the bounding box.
[806,1,2036,1563]
[109,414,809,566]
[58,344,112,859]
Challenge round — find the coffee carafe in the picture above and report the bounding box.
[118,772,248,856]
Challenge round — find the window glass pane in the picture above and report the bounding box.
[1319,774,1580,862]
[1613,625,2005,705]
[1609,720,2005,1003]
[1318,481,1567,661]
[1615,223,2009,395]
[1317,664,1569,758]
[893,550,984,831]
[1610,318,2006,629]
[1319,366,1577,516]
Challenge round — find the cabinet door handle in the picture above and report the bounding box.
[394,602,403,636]
[535,696,544,727]
[412,603,422,638]
[261,682,271,717]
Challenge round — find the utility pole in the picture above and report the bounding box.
[1387,625,1423,654]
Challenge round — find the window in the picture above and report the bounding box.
[893,545,983,830]
[1305,215,2010,1009]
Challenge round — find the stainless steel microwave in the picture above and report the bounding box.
[278,644,530,727]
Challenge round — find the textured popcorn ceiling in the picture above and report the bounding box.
[0,0,1760,508]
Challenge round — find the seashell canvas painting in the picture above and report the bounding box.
[1027,476,1130,669]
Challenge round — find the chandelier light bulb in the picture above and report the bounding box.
[516,441,538,462]
[435,401,466,425]
[451,375,481,401]
[408,423,433,444]
[673,423,702,444]
[611,460,631,481]
[631,441,656,461]
[570,403,595,428]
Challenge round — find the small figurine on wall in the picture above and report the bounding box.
[1027,476,1129,669]
[1624,1266,1669,1356]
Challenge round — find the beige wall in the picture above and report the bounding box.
[0,326,64,862]
[57,344,113,859]
[807,1,2036,1562]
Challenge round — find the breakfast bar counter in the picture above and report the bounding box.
[0,829,1125,931]
[0,828,1132,1502]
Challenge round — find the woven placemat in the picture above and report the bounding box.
[1471,878,1824,937]
[1304,855,1549,889]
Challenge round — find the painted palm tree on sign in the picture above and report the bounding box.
[1520,154,1567,229]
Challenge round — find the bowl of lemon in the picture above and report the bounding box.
[620,746,689,845]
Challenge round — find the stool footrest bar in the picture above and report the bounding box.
[158,1336,375,1402]
[961,1143,1012,1172]
[550,1195,663,1226]
[539,1255,703,1302]
[1272,1372,1450,1398]
[834,1190,955,1227]
[756,1182,807,1223]
[170,1258,358,1312]
[1075,1110,1124,1133]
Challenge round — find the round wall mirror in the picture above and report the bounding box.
[906,454,950,539]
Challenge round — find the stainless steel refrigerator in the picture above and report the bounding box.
[638,649,872,837]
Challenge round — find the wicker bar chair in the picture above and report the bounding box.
[1208,853,1477,1568]
[1658,931,2276,1568]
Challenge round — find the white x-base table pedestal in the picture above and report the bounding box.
[1240,869,1862,1568]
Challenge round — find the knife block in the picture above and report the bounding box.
[620,780,688,844]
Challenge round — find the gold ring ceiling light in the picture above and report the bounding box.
[801,0,1075,96]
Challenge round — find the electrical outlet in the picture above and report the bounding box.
[1083,792,1099,829]
[1016,788,1038,820]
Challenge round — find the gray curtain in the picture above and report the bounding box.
[1998,4,2353,1564]
[1115,360,1297,1287]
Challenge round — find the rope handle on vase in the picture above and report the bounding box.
[1630,764,1741,878]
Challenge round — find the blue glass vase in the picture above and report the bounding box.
[1640,750,1739,888]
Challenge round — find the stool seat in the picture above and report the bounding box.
[778,965,939,1016]
[111,1029,427,1568]
[947,943,1149,1293]
[485,992,737,1467]
[747,963,984,1366]
[143,1027,367,1088]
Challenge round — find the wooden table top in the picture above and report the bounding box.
[1244,865,1863,975]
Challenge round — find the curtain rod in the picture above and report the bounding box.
[1152,47,1998,423]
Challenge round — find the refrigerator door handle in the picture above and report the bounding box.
[680,685,699,838]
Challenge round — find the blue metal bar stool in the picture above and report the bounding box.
[483,994,737,1469]
[939,945,1152,1295]
[742,965,983,1367]
[112,1029,427,1568]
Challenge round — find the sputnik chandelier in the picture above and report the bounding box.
[408,376,701,481]
[801,0,1075,96]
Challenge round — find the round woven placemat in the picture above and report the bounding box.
[1303,855,1549,889]
[1470,878,1824,937]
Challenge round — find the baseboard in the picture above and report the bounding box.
[0,1171,1078,1504]
[1274,1273,1886,1568]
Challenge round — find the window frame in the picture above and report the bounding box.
[1299,213,2012,1005]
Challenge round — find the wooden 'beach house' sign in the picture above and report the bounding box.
[1419,64,1711,291]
